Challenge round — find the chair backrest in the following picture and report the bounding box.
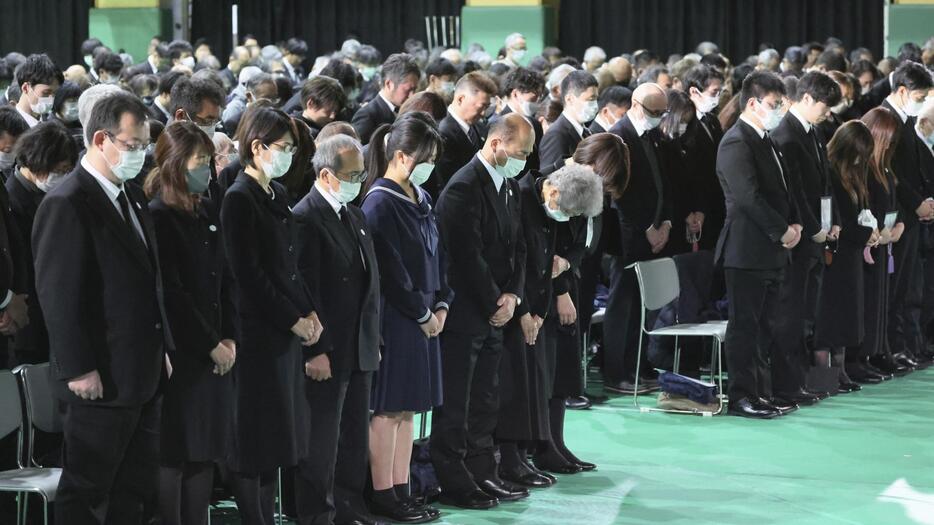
[20,363,62,434]
[0,370,23,446]
[633,258,681,311]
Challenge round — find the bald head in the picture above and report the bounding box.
[608,57,632,85]
[630,82,668,126]
[484,112,535,169]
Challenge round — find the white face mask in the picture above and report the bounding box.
[62,101,79,123]
[180,56,196,69]
[257,145,293,179]
[36,171,66,193]
[904,97,924,117]
[696,92,719,114]
[510,49,526,63]
[519,99,540,118]
[329,174,361,203]
[861,85,871,96]
[439,81,455,99]
[408,162,434,187]
[104,142,147,182]
[0,151,14,170]
[756,100,783,131]
[495,151,526,179]
[30,90,54,116]
[577,100,598,123]
[543,201,569,222]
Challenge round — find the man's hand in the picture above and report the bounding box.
[781,225,801,249]
[291,317,316,346]
[828,225,841,241]
[646,223,671,254]
[68,370,103,400]
[686,212,704,234]
[891,222,905,243]
[0,311,16,336]
[520,313,540,346]
[552,255,570,279]
[210,341,236,375]
[489,294,517,327]
[419,313,441,338]
[556,293,577,326]
[434,309,448,335]
[811,229,828,244]
[879,227,892,245]
[6,294,28,332]
[916,199,934,221]
[307,312,323,345]
[305,354,332,381]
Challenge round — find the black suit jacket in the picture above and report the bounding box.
[6,173,46,358]
[432,110,484,201]
[609,115,673,263]
[148,103,170,125]
[883,100,930,227]
[293,186,381,373]
[714,119,797,270]
[540,114,586,176]
[438,156,526,334]
[517,173,556,319]
[588,120,606,135]
[351,95,396,145]
[33,166,172,406]
[771,111,831,257]
[126,60,167,79]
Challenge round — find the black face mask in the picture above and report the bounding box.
[142,96,154,106]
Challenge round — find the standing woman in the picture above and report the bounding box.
[658,90,705,255]
[145,121,238,525]
[813,121,879,391]
[851,108,906,383]
[220,107,320,525]
[360,111,448,523]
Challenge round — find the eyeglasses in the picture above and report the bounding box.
[185,111,220,128]
[106,132,150,152]
[264,142,297,155]
[757,98,784,111]
[635,99,668,119]
[330,169,367,184]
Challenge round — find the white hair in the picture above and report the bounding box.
[546,64,576,91]
[757,48,780,66]
[584,46,607,64]
[466,50,492,69]
[548,164,604,218]
[260,45,282,62]
[77,84,124,146]
[341,39,362,59]
[440,48,463,65]
[505,33,525,49]
[212,131,234,153]
[238,66,262,85]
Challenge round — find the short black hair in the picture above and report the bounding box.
[128,74,159,98]
[238,107,295,169]
[597,85,632,110]
[638,65,670,85]
[285,38,308,56]
[320,59,359,90]
[815,50,846,72]
[700,53,728,71]
[300,76,347,114]
[158,70,189,96]
[84,92,149,146]
[795,71,842,105]
[14,121,78,174]
[170,76,226,116]
[167,40,194,60]
[357,45,383,66]
[892,61,934,92]
[15,54,63,88]
[425,58,457,79]
[153,42,171,59]
[0,60,14,85]
[783,46,806,67]
[560,70,598,100]
[81,38,104,57]
[0,106,29,138]
[851,60,880,81]
[898,42,923,66]
[731,63,755,94]
[739,70,786,108]
[94,52,125,76]
[682,64,724,93]
[380,53,420,85]
[52,81,84,115]
[502,67,545,97]
[632,50,659,70]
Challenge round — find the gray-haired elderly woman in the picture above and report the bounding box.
[496,164,603,488]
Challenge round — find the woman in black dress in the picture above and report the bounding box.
[220,108,320,525]
[360,112,448,521]
[145,121,237,525]
[658,89,706,255]
[814,121,879,390]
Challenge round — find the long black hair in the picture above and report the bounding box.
[363,111,443,195]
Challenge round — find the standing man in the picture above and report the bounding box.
[14,54,63,127]
[540,70,599,175]
[351,53,420,145]
[34,92,172,523]
[293,135,384,525]
[431,114,532,510]
[715,71,801,419]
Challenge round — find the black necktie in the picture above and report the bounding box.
[498,183,510,216]
[117,191,142,242]
[582,127,593,138]
[340,205,356,240]
[640,133,664,226]
[468,126,481,150]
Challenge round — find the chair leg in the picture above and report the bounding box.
[673,335,681,375]
[22,491,28,525]
[633,329,645,409]
[41,494,48,525]
[276,468,283,525]
[716,339,725,415]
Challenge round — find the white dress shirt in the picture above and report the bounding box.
[81,156,147,246]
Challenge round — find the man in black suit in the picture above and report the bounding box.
[916,102,934,353]
[33,93,172,523]
[169,76,225,138]
[539,70,598,175]
[282,38,309,85]
[603,82,673,394]
[589,85,631,134]
[149,70,187,125]
[351,53,419,145]
[431,113,532,510]
[431,71,498,199]
[769,71,842,406]
[296,76,347,140]
[125,42,170,79]
[293,135,385,525]
[497,67,546,174]
[715,71,802,419]
[882,61,934,370]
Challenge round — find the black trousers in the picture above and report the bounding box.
[295,370,372,525]
[919,223,934,343]
[56,396,161,525]
[889,224,923,357]
[430,326,503,493]
[724,267,784,402]
[769,249,821,394]
[602,257,644,384]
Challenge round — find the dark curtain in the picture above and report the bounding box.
[192,0,463,63]
[558,0,885,64]
[0,0,90,68]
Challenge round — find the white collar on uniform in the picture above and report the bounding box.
[561,110,585,138]
[476,152,504,193]
[739,115,767,139]
[81,155,122,204]
[789,106,811,133]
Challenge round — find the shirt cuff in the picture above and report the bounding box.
[417,308,433,324]
[0,290,13,310]
[434,302,450,312]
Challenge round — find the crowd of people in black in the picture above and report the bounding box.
[0,28,933,525]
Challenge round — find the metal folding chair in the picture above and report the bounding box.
[0,367,60,525]
[630,258,727,416]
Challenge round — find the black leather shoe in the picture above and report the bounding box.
[863,362,894,380]
[871,356,911,376]
[532,457,582,475]
[438,489,498,510]
[848,363,885,384]
[838,381,862,393]
[759,398,797,415]
[520,457,557,484]
[477,479,529,502]
[572,460,597,471]
[893,353,919,370]
[727,397,780,419]
[500,469,552,488]
[774,388,820,406]
[808,389,831,400]
[565,396,592,410]
[369,499,434,524]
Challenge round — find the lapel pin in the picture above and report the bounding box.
[209,225,217,232]
[360,229,366,236]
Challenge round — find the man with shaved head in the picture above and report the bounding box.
[431,112,533,510]
[607,56,634,88]
[604,82,673,395]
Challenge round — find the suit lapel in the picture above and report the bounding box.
[310,188,357,266]
[474,158,508,237]
[77,169,153,272]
